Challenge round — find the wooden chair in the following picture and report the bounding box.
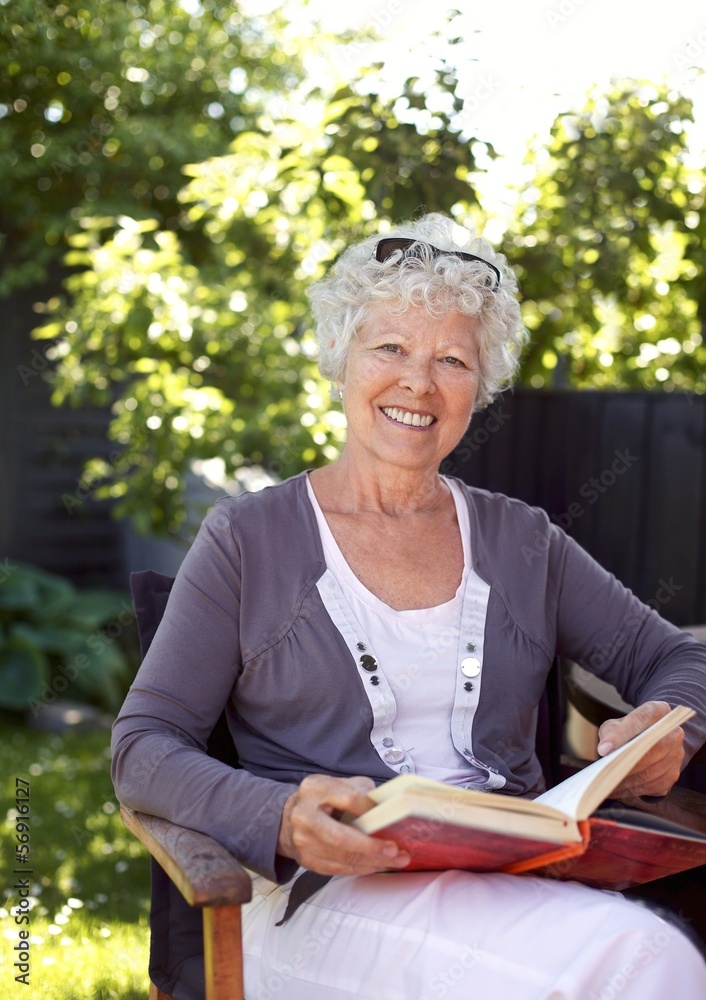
[120,805,251,1000]
[120,570,706,1000]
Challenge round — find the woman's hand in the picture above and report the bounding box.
[277,773,411,876]
[596,700,685,798]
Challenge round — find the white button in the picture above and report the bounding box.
[461,656,481,677]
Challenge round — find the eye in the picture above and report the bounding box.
[377,343,403,354]
[442,355,466,367]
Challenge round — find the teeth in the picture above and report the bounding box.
[382,407,434,427]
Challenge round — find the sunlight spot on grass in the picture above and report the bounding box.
[48,924,62,935]
[67,898,84,909]
[115,860,129,873]
[29,763,43,776]
[98,927,111,938]
[42,956,57,966]
[54,913,69,925]
[102,801,116,815]
[60,936,74,945]
[100,843,114,855]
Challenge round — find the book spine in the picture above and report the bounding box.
[501,820,591,875]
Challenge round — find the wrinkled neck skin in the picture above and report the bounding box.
[309,449,456,518]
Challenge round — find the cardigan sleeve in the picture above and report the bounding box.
[552,526,706,764]
[111,502,299,883]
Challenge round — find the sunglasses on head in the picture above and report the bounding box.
[373,237,502,291]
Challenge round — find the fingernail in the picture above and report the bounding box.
[382,844,399,858]
[597,740,612,755]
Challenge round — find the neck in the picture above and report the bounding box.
[311,451,450,516]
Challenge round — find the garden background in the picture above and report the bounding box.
[2,0,706,996]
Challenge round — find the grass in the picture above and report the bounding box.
[1,715,151,999]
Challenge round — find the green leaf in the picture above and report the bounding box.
[68,590,130,631]
[9,621,89,656]
[0,563,75,616]
[0,644,48,711]
[70,639,130,705]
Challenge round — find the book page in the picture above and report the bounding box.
[354,790,580,843]
[536,705,694,820]
[367,774,571,820]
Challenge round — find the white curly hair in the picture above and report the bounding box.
[307,212,528,411]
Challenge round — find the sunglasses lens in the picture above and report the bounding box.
[375,238,415,262]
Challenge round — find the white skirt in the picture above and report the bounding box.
[241,868,706,1000]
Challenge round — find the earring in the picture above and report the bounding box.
[329,384,343,402]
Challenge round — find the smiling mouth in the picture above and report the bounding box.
[381,406,435,428]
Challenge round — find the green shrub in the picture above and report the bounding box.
[0,561,136,716]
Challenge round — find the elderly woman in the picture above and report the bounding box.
[112,212,706,999]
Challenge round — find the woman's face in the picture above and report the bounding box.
[340,301,481,478]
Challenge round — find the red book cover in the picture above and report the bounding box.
[535,815,706,890]
[369,815,588,873]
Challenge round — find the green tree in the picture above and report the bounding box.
[32,33,492,532]
[0,0,305,294]
[507,79,706,391]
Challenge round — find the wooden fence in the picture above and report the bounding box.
[0,286,125,588]
[444,388,706,628]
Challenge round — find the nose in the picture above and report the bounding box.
[399,356,435,396]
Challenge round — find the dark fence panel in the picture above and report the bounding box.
[444,389,706,628]
[1,286,126,588]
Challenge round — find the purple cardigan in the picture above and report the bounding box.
[111,473,706,881]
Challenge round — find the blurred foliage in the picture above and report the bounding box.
[11,5,706,534]
[508,79,706,391]
[0,0,307,294]
[0,561,134,714]
[27,5,492,534]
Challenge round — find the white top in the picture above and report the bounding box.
[307,475,483,786]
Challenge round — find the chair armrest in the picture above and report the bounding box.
[562,660,633,729]
[624,786,706,835]
[562,653,706,766]
[120,804,252,908]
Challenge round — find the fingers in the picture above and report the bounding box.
[596,701,672,755]
[596,701,685,799]
[277,774,411,877]
[611,751,682,798]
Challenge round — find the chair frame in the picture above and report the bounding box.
[120,805,251,1000]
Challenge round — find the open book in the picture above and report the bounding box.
[351,705,706,888]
